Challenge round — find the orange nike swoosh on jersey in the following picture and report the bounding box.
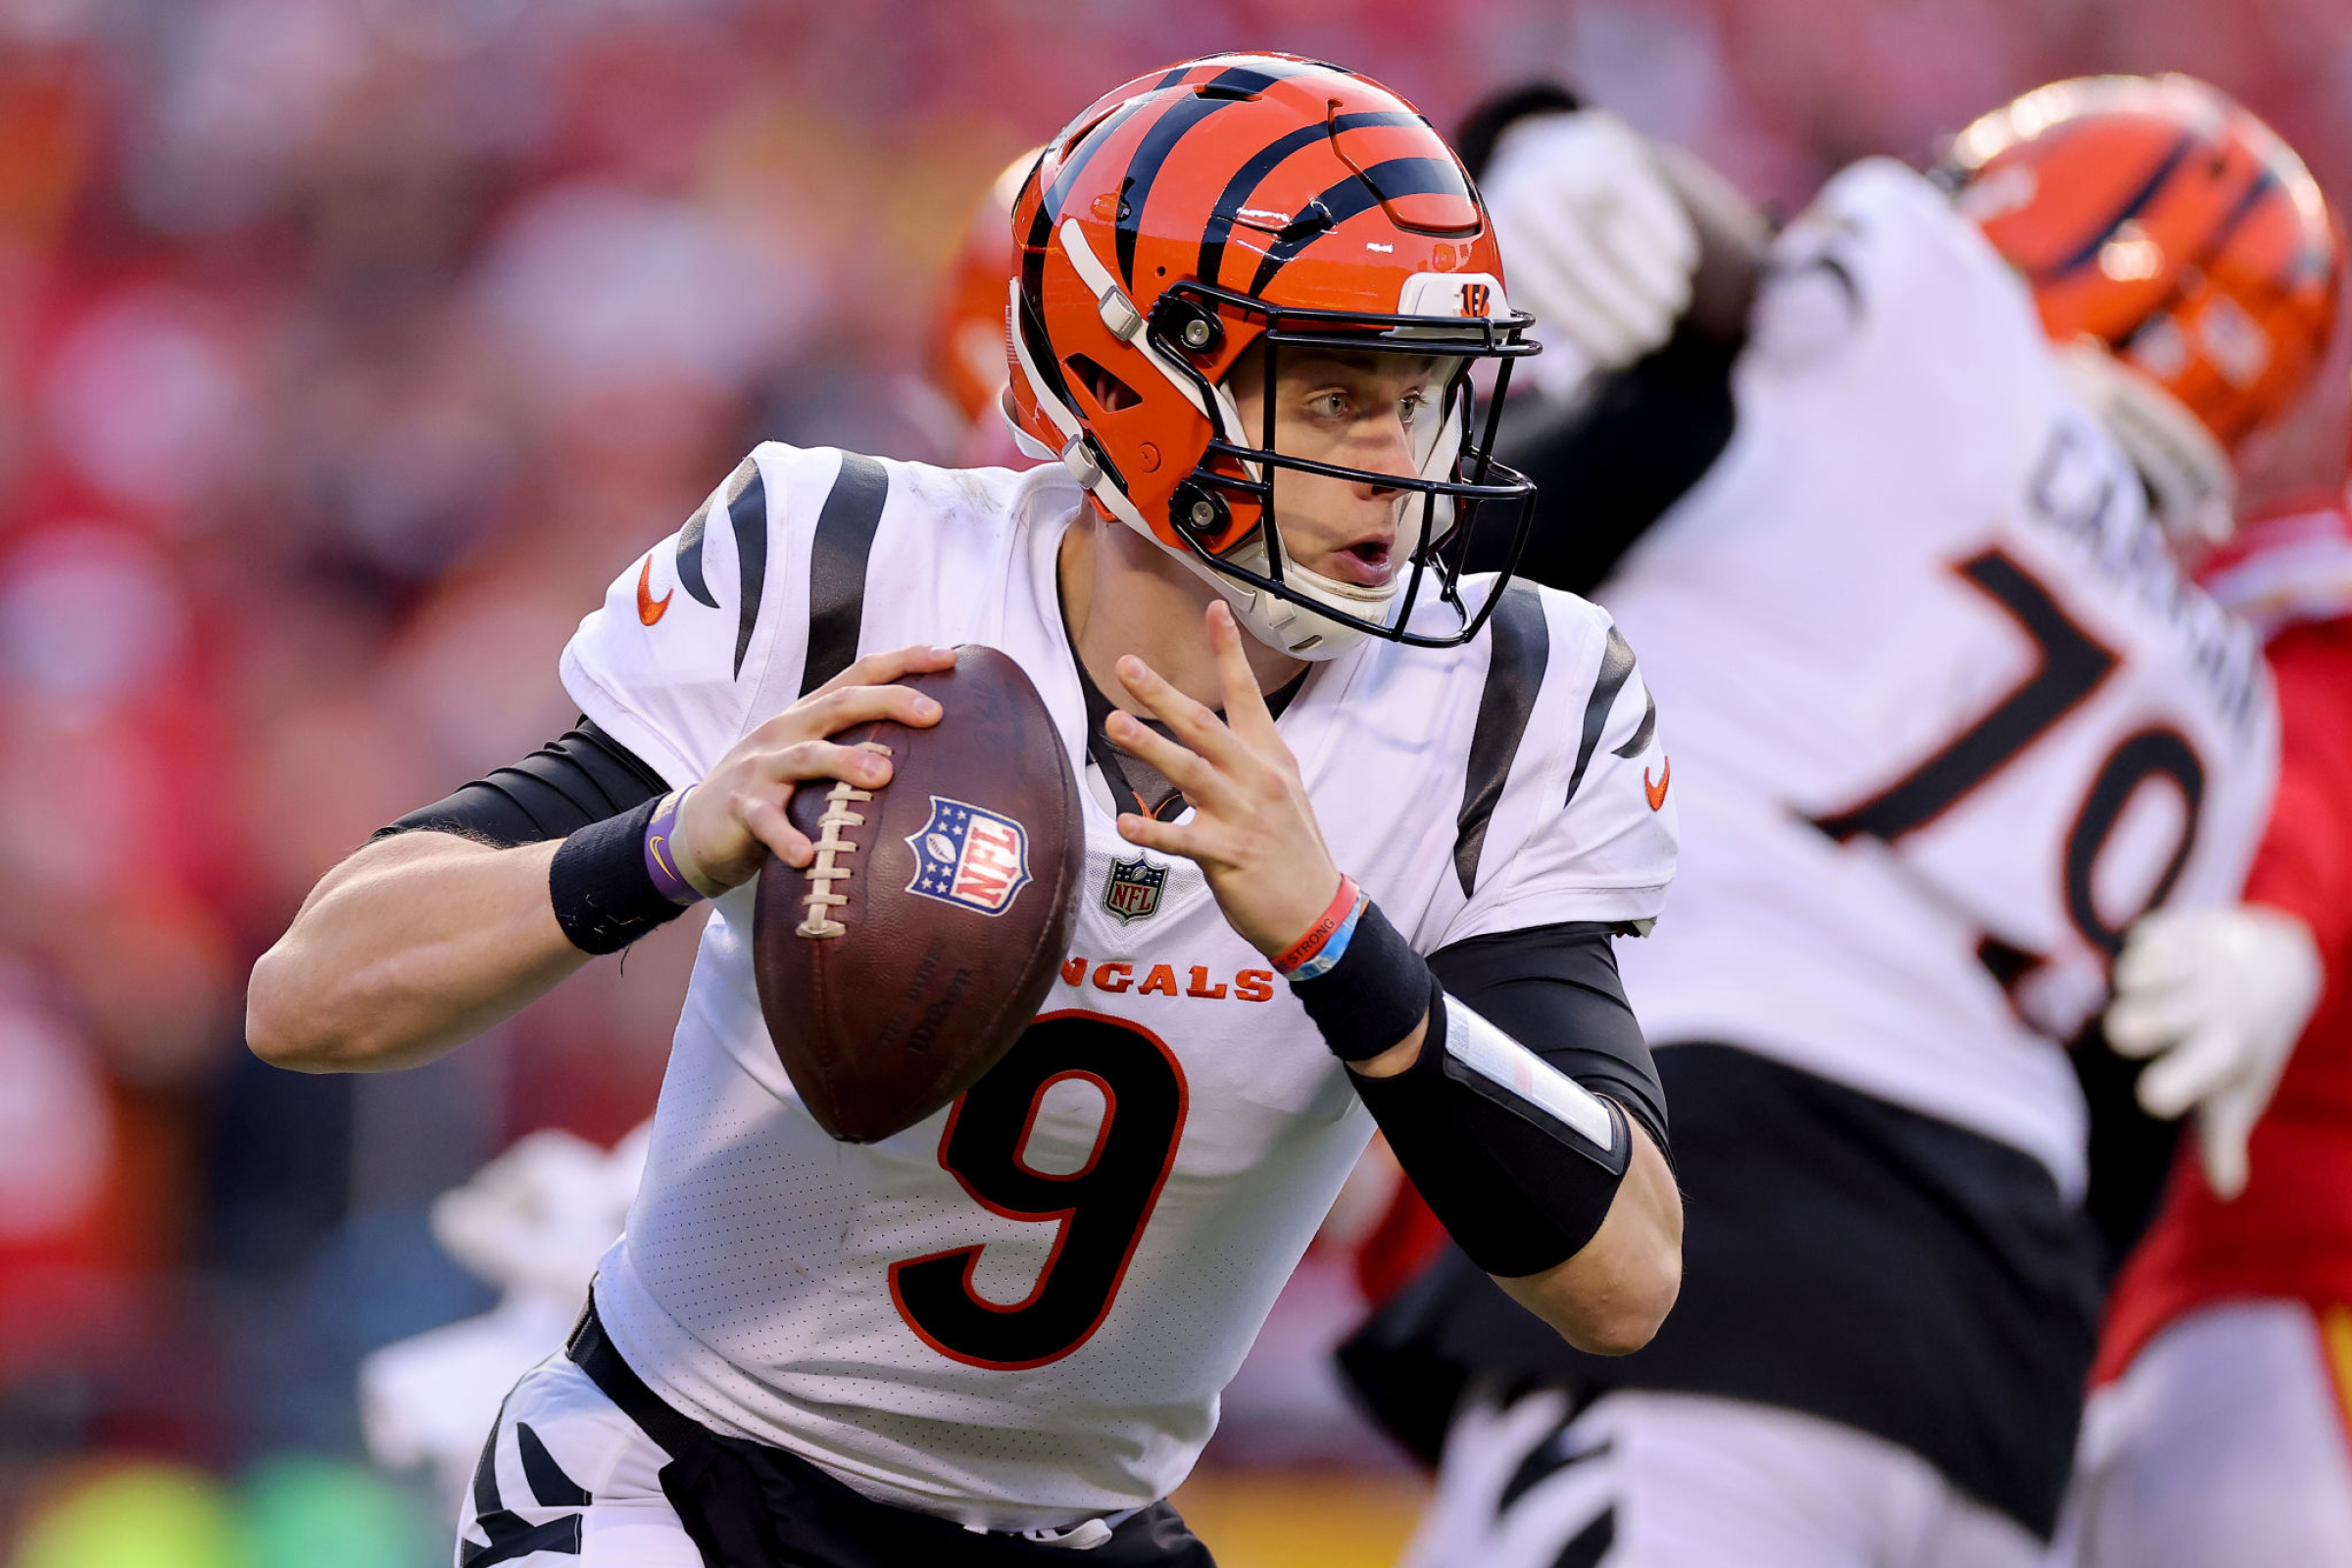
[1644,757,1671,811]
[636,554,672,625]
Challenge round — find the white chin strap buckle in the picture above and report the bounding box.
[1060,435,1102,489]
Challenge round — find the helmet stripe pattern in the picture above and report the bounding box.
[1112,60,1325,286]
[1245,157,1480,296]
[1195,112,1423,290]
[2035,131,2199,281]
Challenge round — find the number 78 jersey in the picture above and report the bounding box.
[558,444,1675,1531]
[1602,159,2277,1200]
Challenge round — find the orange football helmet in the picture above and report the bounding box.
[1944,74,2342,541]
[1004,53,1538,657]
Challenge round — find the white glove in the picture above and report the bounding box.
[430,1126,645,1301]
[2105,905,2324,1200]
[1480,110,1699,393]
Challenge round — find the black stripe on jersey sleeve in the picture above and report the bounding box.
[1563,626,1637,806]
[676,458,759,612]
[374,719,669,847]
[798,452,892,697]
[727,464,769,678]
[1453,581,1550,896]
[1612,691,1656,759]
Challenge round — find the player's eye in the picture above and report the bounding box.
[1307,390,1351,420]
[1398,391,1426,427]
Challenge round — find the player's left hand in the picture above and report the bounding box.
[1105,602,1345,959]
[2105,904,2324,1200]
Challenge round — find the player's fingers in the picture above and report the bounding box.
[1113,654,1247,769]
[1506,228,1642,365]
[1205,602,1279,744]
[2135,1026,2241,1120]
[1543,207,1667,353]
[736,794,813,869]
[2197,1091,2258,1200]
[755,738,896,791]
[779,681,944,745]
[2104,985,2205,1057]
[1114,810,1198,861]
[1597,207,1693,326]
[2112,911,2200,988]
[1102,710,1217,799]
[808,642,960,700]
[1614,169,1701,279]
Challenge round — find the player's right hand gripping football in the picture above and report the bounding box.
[1102,603,1348,963]
[671,645,958,894]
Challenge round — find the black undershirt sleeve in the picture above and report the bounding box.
[1426,920,1669,1157]
[375,719,671,848]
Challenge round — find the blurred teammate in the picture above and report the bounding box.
[1344,74,2340,1567]
[917,150,1043,468]
[361,1127,650,1511]
[2068,477,2352,1567]
[250,55,1685,1566]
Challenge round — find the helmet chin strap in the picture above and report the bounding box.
[2056,342,2237,545]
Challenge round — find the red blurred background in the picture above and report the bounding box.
[1,1,2347,1561]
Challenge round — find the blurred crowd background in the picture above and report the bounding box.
[2,0,2350,1562]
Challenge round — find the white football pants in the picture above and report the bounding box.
[2065,1298,2352,1568]
[456,1354,704,1567]
[1401,1387,2047,1568]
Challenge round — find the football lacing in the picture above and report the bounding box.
[796,741,891,940]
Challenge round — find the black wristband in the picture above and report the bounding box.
[1288,900,1433,1062]
[549,796,688,955]
[1351,984,1633,1277]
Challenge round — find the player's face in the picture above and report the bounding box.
[1225,345,1447,590]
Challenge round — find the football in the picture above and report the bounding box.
[752,645,1086,1143]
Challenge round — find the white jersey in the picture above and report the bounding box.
[1603,159,2276,1198]
[558,444,1676,1530]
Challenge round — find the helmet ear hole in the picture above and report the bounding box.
[1066,354,1145,414]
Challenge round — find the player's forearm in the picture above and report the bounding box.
[247,833,587,1073]
[1358,1021,1680,1352]
[1494,1121,1682,1355]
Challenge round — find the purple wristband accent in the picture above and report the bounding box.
[643,790,704,906]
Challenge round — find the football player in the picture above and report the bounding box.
[1341,75,2340,1568]
[2069,478,2352,1567]
[246,55,1684,1567]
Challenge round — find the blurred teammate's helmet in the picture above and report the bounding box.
[1944,74,2342,542]
[929,151,1039,432]
[1006,53,1539,659]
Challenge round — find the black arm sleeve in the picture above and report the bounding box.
[1427,920,1668,1156]
[375,719,671,848]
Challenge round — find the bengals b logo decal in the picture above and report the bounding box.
[1460,282,1491,318]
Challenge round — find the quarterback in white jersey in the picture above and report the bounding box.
[1346,74,2339,1568]
[250,55,1685,1568]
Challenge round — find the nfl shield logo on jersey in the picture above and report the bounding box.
[1102,855,1166,923]
[906,797,1032,917]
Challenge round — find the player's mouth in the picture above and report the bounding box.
[1313,531,1396,588]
